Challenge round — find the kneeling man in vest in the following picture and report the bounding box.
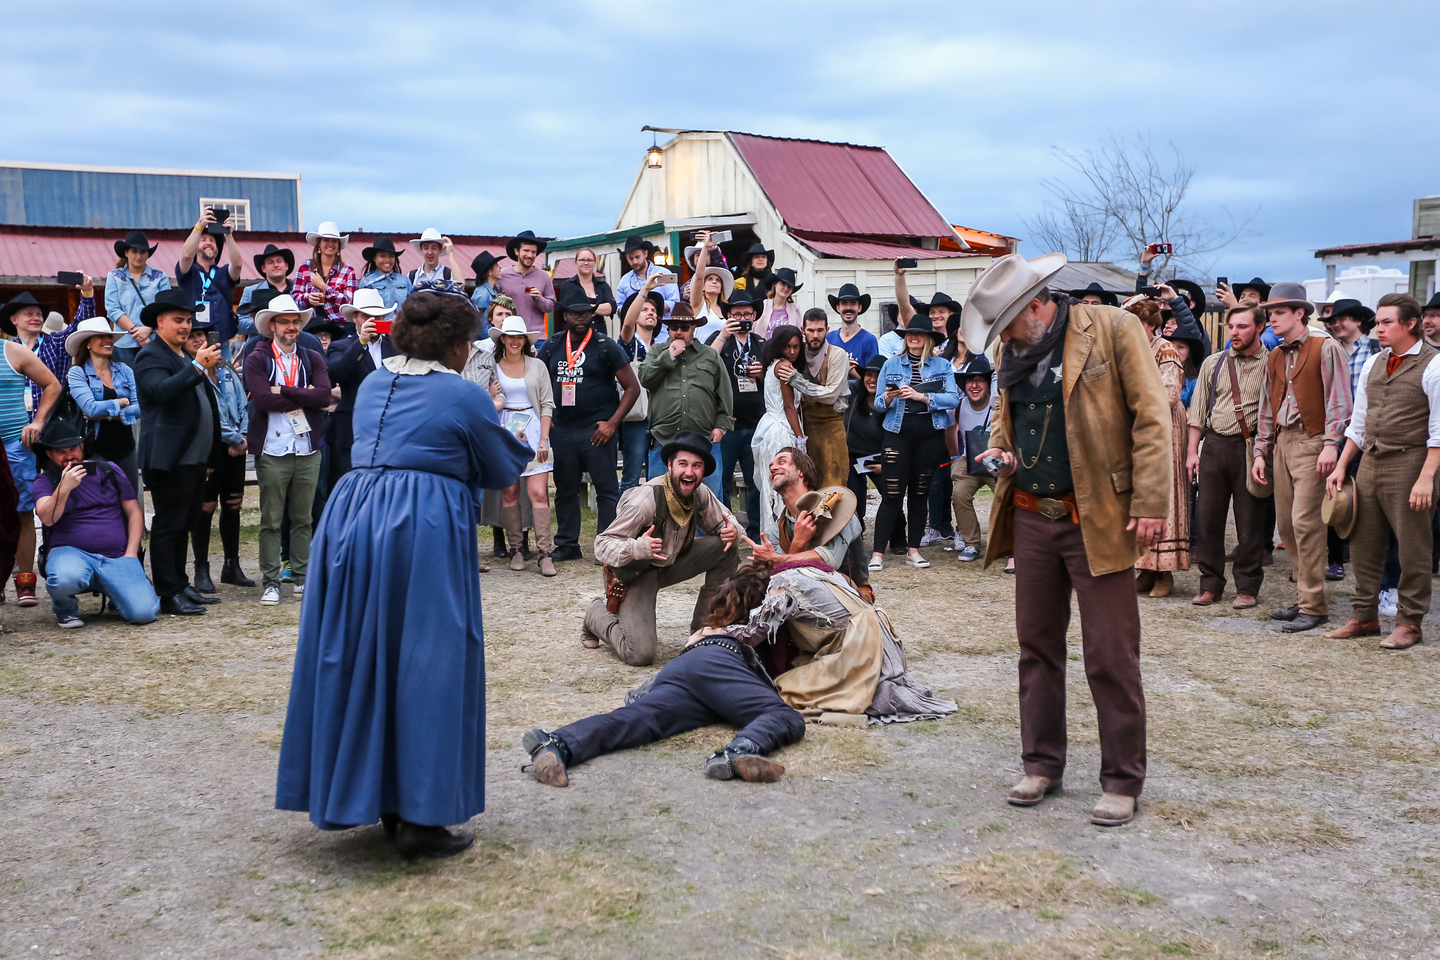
[1324,294,1440,650]
[586,431,741,665]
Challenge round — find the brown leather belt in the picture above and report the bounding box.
[1014,489,1079,523]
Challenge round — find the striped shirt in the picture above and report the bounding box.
[1253,328,1353,458]
[0,347,33,443]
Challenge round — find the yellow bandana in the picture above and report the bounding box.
[661,474,695,529]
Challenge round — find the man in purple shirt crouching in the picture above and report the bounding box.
[33,419,159,629]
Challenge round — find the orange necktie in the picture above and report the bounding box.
[1387,354,1403,377]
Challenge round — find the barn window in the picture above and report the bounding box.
[199,198,251,231]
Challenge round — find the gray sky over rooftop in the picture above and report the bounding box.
[4,0,1437,282]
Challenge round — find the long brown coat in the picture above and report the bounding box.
[983,303,1173,577]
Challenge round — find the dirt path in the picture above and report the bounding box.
[4,496,1440,959]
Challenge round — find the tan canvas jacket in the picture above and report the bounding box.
[983,303,1173,577]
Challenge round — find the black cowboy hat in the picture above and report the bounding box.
[506,230,548,261]
[910,291,962,315]
[659,430,717,476]
[955,354,994,380]
[863,353,887,373]
[360,236,403,264]
[828,283,872,314]
[620,289,665,321]
[897,312,944,346]
[114,230,158,258]
[1170,279,1206,317]
[241,285,279,318]
[618,235,657,258]
[253,243,295,275]
[1066,282,1119,308]
[139,288,199,327]
[1234,277,1272,301]
[0,292,50,334]
[32,416,87,455]
[1426,292,1440,312]
[740,242,775,272]
[770,267,803,294]
[305,316,348,340]
[470,250,501,280]
[725,288,761,313]
[1328,298,1377,332]
[555,289,598,316]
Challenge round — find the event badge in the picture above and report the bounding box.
[738,376,757,393]
[561,383,576,406]
[286,410,310,434]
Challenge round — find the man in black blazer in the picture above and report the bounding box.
[134,289,224,616]
[326,290,400,489]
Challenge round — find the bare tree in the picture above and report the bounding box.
[1023,134,1258,280]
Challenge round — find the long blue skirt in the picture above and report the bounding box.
[275,467,487,830]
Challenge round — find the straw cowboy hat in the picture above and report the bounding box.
[43,311,67,335]
[1258,281,1313,316]
[1322,476,1357,540]
[305,221,349,248]
[253,293,315,339]
[507,230,548,260]
[65,317,122,357]
[488,315,543,344]
[408,227,447,255]
[693,265,734,301]
[794,486,858,548]
[828,283,872,314]
[253,243,296,275]
[960,252,1069,350]
[339,288,397,321]
[114,230,158,258]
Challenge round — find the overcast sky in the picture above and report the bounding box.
[4,0,1436,281]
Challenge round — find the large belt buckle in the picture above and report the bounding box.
[1036,497,1068,520]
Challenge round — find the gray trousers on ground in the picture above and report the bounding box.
[583,537,740,666]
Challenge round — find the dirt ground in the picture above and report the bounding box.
[4,488,1440,960]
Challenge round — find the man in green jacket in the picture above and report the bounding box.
[640,301,734,497]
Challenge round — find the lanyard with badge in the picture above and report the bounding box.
[560,328,592,406]
[272,343,310,435]
[734,339,757,393]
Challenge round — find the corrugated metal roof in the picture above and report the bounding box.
[726,132,955,238]
[0,226,508,283]
[793,236,980,261]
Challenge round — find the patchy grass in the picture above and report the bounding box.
[942,849,1160,910]
[777,724,890,778]
[1152,799,1359,850]
[0,743,29,758]
[773,927,1281,960]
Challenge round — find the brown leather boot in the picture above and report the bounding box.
[1324,618,1381,640]
[532,504,557,577]
[1148,572,1173,598]
[1134,570,1156,594]
[1381,623,1423,649]
[1091,792,1137,826]
[1007,775,1061,807]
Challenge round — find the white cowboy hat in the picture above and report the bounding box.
[305,221,349,248]
[693,265,734,302]
[254,293,315,338]
[340,288,398,320]
[488,315,543,344]
[43,311,67,335]
[960,252,1069,351]
[65,317,119,357]
[408,227,446,255]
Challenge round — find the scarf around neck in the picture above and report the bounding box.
[803,339,828,380]
[661,473,696,528]
[998,296,1070,391]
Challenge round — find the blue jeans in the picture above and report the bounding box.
[649,440,724,499]
[6,438,36,512]
[45,546,159,624]
[719,426,760,538]
[620,420,650,492]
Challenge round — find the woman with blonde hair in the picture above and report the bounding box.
[485,316,556,576]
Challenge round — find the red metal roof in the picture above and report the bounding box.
[793,236,980,261]
[0,225,508,283]
[726,133,955,238]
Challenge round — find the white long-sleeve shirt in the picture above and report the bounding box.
[1344,340,1440,449]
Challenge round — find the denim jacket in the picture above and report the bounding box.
[67,361,141,426]
[103,266,171,349]
[873,354,960,432]
[359,270,412,311]
[209,363,249,446]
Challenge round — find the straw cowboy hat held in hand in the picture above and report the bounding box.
[1322,476,1357,540]
[795,486,858,548]
[253,294,315,339]
[306,222,349,248]
[960,252,1069,350]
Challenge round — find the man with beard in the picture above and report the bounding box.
[495,231,555,335]
[1187,305,1270,609]
[826,283,879,373]
[968,252,1171,827]
[640,302,733,498]
[1423,293,1440,348]
[585,433,741,666]
[177,206,245,358]
[777,309,851,488]
[613,235,680,318]
[747,447,862,574]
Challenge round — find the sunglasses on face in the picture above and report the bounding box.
[668,322,695,331]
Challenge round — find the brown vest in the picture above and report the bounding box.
[1266,335,1326,438]
[1362,342,1438,454]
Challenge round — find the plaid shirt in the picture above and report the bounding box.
[19,294,94,415]
[292,259,357,331]
[1342,335,1377,399]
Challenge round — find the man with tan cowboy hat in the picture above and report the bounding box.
[1323,294,1440,649]
[967,251,1171,828]
[1250,281,1352,634]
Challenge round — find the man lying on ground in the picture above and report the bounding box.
[524,560,805,786]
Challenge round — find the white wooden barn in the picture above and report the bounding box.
[546,130,994,337]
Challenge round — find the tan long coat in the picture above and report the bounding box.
[983,303,1173,577]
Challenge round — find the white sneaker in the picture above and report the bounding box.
[905,553,931,569]
[1378,587,1399,618]
[958,545,981,562]
[950,532,964,552]
[868,556,884,571]
[293,582,305,600]
[261,585,281,605]
[919,527,945,547]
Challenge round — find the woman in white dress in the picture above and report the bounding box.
[750,324,807,528]
[485,316,556,576]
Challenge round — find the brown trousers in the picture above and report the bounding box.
[1273,426,1329,615]
[1351,448,1434,626]
[951,473,997,548]
[1013,508,1146,797]
[801,403,850,489]
[1196,433,1266,597]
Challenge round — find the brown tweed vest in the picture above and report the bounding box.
[1363,341,1439,454]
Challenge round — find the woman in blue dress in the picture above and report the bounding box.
[276,290,530,860]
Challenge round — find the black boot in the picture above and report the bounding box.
[221,558,256,587]
[491,526,508,558]
[380,812,400,840]
[704,736,785,782]
[396,821,474,861]
[193,562,216,594]
[520,528,534,561]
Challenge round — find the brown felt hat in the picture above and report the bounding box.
[1321,476,1357,540]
